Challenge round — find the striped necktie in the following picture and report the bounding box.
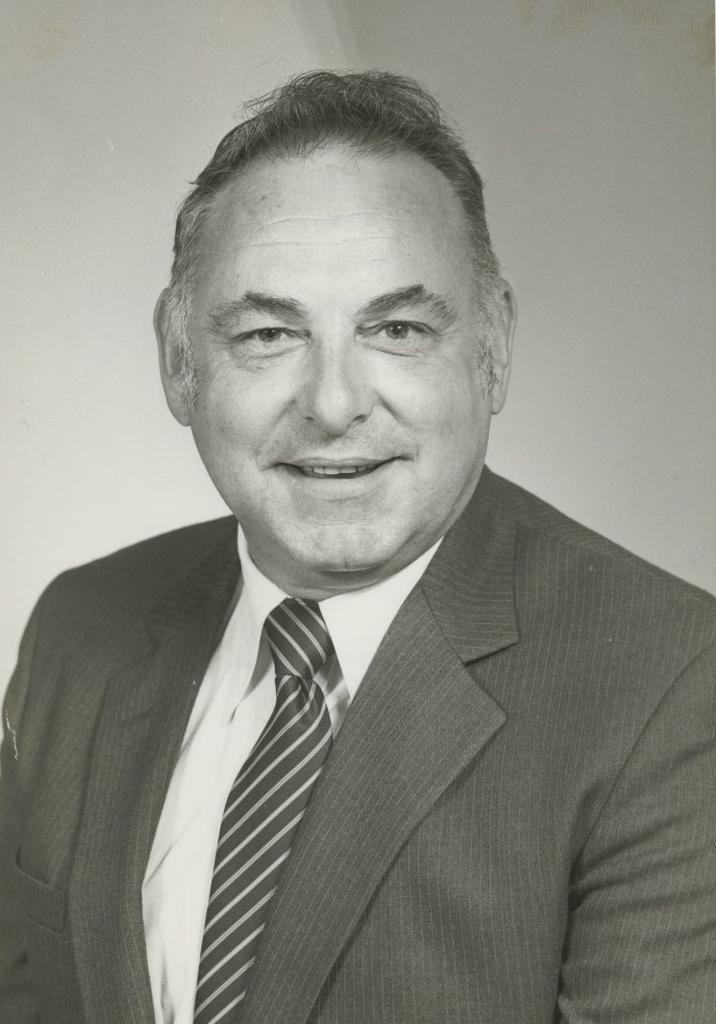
[194,597,334,1024]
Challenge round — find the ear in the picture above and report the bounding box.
[154,288,192,426]
[487,280,517,415]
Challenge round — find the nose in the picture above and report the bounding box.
[296,335,374,436]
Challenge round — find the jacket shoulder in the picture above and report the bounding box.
[3,518,238,771]
[43,516,237,621]
[481,470,716,686]
[475,473,716,810]
[488,470,715,611]
[480,472,716,713]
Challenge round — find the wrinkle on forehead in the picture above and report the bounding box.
[201,200,416,262]
[211,209,413,246]
[208,148,466,228]
[201,212,432,266]
[212,239,411,256]
[244,212,400,225]
[194,147,476,297]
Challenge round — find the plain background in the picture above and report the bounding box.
[1,0,714,690]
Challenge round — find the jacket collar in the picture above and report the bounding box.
[422,465,520,662]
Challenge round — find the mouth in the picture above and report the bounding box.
[281,458,396,479]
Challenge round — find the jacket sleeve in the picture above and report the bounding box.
[0,595,46,1024]
[558,640,716,1023]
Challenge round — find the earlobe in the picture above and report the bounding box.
[489,281,517,415]
[154,288,192,426]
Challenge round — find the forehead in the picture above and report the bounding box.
[193,146,476,300]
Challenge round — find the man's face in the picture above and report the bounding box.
[157,146,515,596]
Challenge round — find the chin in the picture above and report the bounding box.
[291,523,404,576]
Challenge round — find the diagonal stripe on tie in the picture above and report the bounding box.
[214,760,326,880]
[220,685,328,824]
[194,597,334,1024]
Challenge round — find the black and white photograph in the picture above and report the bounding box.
[1,2,714,1022]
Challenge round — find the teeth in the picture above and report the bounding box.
[300,464,375,477]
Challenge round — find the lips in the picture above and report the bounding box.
[281,458,394,479]
[297,464,379,477]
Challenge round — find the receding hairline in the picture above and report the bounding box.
[195,141,477,241]
[171,140,495,314]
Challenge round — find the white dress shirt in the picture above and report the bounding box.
[142,528,441,1024]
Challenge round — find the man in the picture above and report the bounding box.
[1,70,714,1024]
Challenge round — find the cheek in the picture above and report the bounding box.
[401,379,489,504]
[396,367,484,445]
[189,395,259,490]
[194,369,273,452]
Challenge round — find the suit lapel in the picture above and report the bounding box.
[69,527,239,1024]
[242,467,520,1024]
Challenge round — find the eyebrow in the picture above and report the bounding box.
[356,285,457,325]
[207,284,457,332]
[208,292,308,332]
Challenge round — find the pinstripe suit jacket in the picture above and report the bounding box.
[2,467,715,1024]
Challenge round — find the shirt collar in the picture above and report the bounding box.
[237,526,442,701]
[318,540,441,698]
[237,527,290,650]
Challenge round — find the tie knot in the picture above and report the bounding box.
[264,597,333,681]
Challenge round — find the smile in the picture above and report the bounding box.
[281,458,395,480]
[297,464,379,477]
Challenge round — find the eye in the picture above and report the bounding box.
[381,322,414,340]
[370,320,431,342]
[358,319,435,355]
[233,326,303,347]
[252,327,290,343]
[227,325,306,361]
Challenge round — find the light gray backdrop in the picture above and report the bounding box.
[1,0,714,688]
